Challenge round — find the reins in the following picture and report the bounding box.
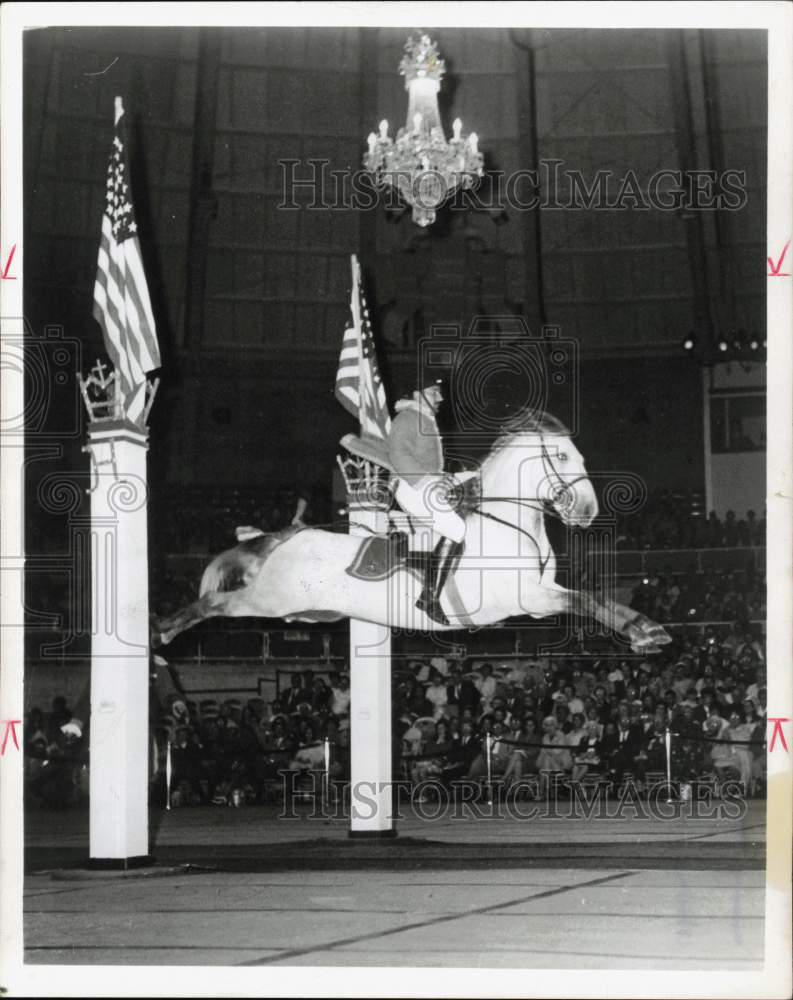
[470,440,591,532]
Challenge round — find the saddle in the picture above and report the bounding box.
[344,532,412,582]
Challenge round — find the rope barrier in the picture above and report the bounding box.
[399,728,766,764]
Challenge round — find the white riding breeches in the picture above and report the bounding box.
[394,475,466,544]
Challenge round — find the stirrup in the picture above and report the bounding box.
[416,592,450,627]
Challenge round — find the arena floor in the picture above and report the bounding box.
[23,800,766,969]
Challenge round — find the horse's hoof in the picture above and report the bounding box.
[150,622,168,648]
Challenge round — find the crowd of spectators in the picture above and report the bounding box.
[614,492,765,550]
[151,485,332,558]
[24,619,767,810]
[390,626,766,800]
[152,486,765,558]
[23,697,89,809]
[630,568,765,625]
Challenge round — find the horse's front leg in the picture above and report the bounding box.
[521,583,671,652]
[598,594,672,651]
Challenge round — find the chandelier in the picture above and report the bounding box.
[363,34,484,227]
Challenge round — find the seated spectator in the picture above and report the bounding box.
[259,718,295,780]
[724,709,756,794]
[704,710,735,782]
[396,676,432,718]
[284,674,308,713]
[171,724,208,803]
[424,670,449,721]
[410,719,455,791]
[47,696,72,742]
[289,723,325,773]
[571,719,603,783]
[446,664,480,716]
[503,682,527,718]
[559,682,585,718]
[671,704,706,783]
[327,726,351,783]
[566,713,588,751]
[604,711,646,787]
[330,673,351,716]
[474,663,497,714]
[429,656,450,679]
[30,719,86,809]
[535,716,572,794]
[311,677,332,713]
[500,716,538,790]
[464,721,511,785]
[442,719,481,783]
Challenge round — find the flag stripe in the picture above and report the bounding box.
[334,255,391,440]
[92,98,160,425]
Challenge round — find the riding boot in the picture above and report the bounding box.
[416,538,463,626]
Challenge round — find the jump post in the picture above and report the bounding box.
[79,361,158,868]
[337,451,397,838]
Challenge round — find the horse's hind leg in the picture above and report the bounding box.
[153,590,240,647]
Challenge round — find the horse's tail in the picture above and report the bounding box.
[199,554,228,596]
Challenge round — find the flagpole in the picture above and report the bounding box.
[336,254,396,839]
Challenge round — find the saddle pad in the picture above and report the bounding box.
[345,533,409,582]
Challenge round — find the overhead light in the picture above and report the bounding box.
[717,340,728,352]
[749,336,759,351]
[363,34,484,227]
[682,334,695,352]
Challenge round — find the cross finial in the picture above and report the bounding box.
[91,359,110,383]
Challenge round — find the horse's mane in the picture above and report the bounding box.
[484,410,571,467]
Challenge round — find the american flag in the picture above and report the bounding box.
[335,255,391,441]
[92,96,160,425]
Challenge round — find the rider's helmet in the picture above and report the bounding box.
[416,379,443,409]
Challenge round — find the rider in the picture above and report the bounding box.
[387,380,464,627]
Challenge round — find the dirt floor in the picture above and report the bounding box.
[22,798,766,969]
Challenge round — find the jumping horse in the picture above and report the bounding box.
[154,413,671,653]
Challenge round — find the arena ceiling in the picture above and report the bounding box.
[24,25,766,365]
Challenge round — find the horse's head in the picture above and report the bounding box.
[482,412,598,528]
[534,432,598,527]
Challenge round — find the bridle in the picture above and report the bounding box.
[470,435,591,536]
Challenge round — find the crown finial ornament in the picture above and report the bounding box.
[336,452,392,509]
[78,358,160,426]
[399,33,446,85]
[78,359,124,422]
[364,34,484,227]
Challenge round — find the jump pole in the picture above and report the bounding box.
[338,453,396,838]
[79,364,158,867]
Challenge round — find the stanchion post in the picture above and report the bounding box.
[485,730,493,803]
[165,740,172,811]
[664,726,673,804]
[323,736,331,809]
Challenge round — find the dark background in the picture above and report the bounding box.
[23,25,766,542]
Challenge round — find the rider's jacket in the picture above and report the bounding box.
[387,396,443,484]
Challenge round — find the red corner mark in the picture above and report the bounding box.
[0,720,22,754]
[1,243,17,280]
[767,240,790,277]
[768,717,790,753]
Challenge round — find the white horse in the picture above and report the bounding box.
[154,414,671,653]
